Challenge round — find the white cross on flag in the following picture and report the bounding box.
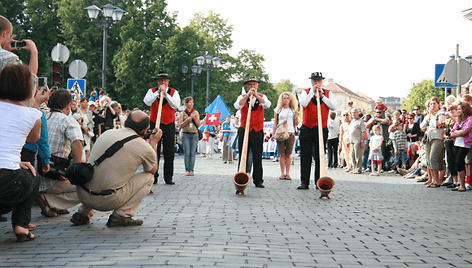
[205,112,221,126]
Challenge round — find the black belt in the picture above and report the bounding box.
[183,132,197,135]
[80,184,124,196]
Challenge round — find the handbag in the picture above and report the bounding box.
[66,135,139,185]
[274,123,290,141]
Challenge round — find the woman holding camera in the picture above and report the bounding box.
[0,63,42,242]
[449,101,472,192]
[179,97,200,176]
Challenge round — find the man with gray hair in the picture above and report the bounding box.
[348,108,367,174]
[0,15,38,74]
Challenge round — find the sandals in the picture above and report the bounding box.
[36,194,58,217]
[279,175,292,180]
[16,231,35,242]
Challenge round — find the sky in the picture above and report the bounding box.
[166,0,472,100]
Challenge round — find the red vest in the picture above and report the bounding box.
[149,87,176,125]
[302,88,330,129]
[240,93,265,132]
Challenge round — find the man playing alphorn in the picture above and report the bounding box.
[297,72,337,190]
[234,77,271,188]
[143,71,181,185]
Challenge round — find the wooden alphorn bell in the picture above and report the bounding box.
[232,95,254,195]
[315,86,335,199]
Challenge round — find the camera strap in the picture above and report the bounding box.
[92,135,140,167]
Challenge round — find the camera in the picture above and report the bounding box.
[38,77,47,89]
[143,129,156,139]
[11,41,26,48]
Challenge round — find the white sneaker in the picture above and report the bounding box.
[466,184,472,190]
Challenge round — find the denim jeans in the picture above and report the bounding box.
[182,133,198,172]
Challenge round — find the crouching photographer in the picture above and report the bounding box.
[70,110,162,227]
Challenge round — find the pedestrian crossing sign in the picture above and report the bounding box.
[67,79,86,98]
[435,64,455,88]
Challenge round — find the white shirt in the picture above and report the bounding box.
[143,87,181,109]
[327,119,340,140]
[0,101,42,170]
[274,107,295,133]
[234,94,271,110]
[299,87,337,110]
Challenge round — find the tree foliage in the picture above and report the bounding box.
[402,79,444,112]
[4,2,275,119]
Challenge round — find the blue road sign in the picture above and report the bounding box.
[67,79,86,97]
[435,64,455,88]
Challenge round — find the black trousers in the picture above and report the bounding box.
[0,169,39,229]
[327,137,339,168]
[299,125,328,186]
[445,139,456,176]
[150,121,175,183]
[237,128,264,186]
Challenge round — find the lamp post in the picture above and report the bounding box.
[194,55,222,106]
[84,4,126,93]
[181,65,202,98]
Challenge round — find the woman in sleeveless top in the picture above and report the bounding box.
[178,97,200,176]
[271,92,299,180]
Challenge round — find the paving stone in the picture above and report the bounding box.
[1,155,472,267]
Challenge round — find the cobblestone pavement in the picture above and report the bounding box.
[1,154,472,267]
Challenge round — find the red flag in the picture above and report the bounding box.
[205,113,221,126]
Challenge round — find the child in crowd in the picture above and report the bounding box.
[374,98,388,113]
[393,121,408,173]
[369,125,384,176]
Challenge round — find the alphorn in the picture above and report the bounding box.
[315,87,335,199]
[155,90,165,128]
[232,95,254,195]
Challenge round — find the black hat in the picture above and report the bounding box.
[309,72,325,80]
[244,76,260,85]
[153,71,171,80]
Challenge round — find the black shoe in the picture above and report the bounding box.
[255,184,265,188]
[70,212,90,226]
[106,214,143,227]
[165,181,175,185]
[0,215,7,222]
[297,184,309,190]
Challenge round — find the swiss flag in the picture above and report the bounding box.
[205,112,221,126]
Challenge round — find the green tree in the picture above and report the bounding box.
[274,79,295,96]
[402,79,444,111]
[112,0,179,109]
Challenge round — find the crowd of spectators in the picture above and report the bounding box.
[330,88,472,192]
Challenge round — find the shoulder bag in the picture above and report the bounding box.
[66,135,139,186]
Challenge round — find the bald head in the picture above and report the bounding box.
[124,110,150,133]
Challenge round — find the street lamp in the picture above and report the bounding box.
[181,64,202,98]
[84,4,127,93]
[195,54,222,106]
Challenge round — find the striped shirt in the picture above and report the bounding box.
[0,46,20,71]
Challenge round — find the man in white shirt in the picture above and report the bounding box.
[0,15,38,75]
[143,71,181,185]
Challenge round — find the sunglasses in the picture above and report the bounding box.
[376,111,382,114]
[413,108,419,110]
[343,114,349,116]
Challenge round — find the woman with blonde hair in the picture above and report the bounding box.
[272,92,299,180]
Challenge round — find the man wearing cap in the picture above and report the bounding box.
[234,77,271,188]
[366,108,390,171]
[143,71,181,185]
[297,72,337,190]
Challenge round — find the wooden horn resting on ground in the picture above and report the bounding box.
[233,95,254,195]
[315,88,335,199]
